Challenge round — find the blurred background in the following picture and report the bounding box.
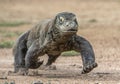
[0,0,120,83]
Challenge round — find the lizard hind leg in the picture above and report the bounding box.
[29,59,44,69]
[39,55,60,70]
[46,55,59,66]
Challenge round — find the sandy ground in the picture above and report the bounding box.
[0,0,120,84]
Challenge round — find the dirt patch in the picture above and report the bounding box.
[0,0,120,84]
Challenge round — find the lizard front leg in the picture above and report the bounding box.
[72,35,98,74]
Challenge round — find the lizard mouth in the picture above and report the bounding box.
[62,29,77,34]
[61,29,77,36]
[67,29,77,32]
[60,28,77,34]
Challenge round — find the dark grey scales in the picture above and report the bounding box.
[13,12,97,75]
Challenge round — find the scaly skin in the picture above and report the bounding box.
[13,12,97,75]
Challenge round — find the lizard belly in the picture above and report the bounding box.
[46,41,69,56]
[46,42,61,56]
[47,47,61,56]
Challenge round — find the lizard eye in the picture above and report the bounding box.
[59,16,64,23]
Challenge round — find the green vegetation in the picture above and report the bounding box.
[0,41,14,48]
[89,19,97,23]
[0,21,29,27]
[61,50,79,56]
[0,31,22,48]
[3,31,23,37]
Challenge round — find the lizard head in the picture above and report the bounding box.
[54,12,78,36]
